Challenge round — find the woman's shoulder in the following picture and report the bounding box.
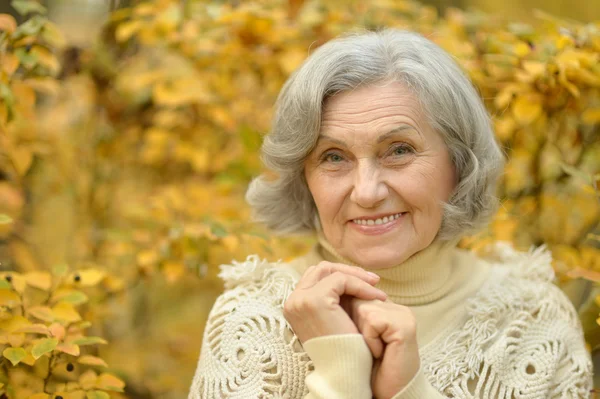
[467,241,578,321]
[218,254,301,296]
[424,242,593,396]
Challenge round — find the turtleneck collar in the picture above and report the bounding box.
[316,230,461,306]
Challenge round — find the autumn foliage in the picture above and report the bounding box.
[0,0,598,397]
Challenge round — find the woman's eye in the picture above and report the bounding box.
[390,144,413,156]
[324,153,344,163]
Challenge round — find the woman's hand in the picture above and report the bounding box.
[350,299,421,399]
[283,262,387,344]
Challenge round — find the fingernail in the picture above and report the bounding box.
[367,272,379,280]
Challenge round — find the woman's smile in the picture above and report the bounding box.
[349,212,407,236]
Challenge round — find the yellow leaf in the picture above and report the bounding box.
[52,302,82,323]
[162,261,185,283]
[521,61,546,78]
[50,288,89,305]
[22,77,60,96]
[278,48,306,74]
[582,108,600,125]
[24,271,53,291]
[30,45,61,75]
[21,351,35,366]
[41,20,67,49]
[102,275,126,293]
[0,289,20,309]
[96,372,126,392]
[10,147,33,177]
[86,392,109,399]
[55,342,80,356]
[78,355,108,368]
[14,323,50,335]
[28,394,50,399]
[494,116,516,142]
[115,20,143,43]
[69,269,106,287]
[79,370,98,390]
[0,315,29,332]
[8,333,24,347]
[0,14,17,33]
[512,93,543,125]
[28,306,55,323]
[137,249,159,266]
[152,77,212,106]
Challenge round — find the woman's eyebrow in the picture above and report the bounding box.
[376,125,415,143]
[316,135,346,147]
[317,125,416,147]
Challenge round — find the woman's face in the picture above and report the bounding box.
[304,81,457,269]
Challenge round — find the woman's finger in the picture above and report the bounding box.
[295,261,379,289]
[315,272,387,302]
[351,300,385,358]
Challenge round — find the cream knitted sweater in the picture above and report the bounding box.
[188,239,593,398]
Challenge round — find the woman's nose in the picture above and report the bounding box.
[350,161,388,208]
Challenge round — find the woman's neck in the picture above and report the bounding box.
[316,230,460,305]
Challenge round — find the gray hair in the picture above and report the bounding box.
[246,29,505,240]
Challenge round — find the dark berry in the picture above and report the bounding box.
[74,274,81,282]
[5,275,11,282]
[66,363,74,372]
[55,396,63,399]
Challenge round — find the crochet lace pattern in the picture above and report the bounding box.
[189,244,593,398]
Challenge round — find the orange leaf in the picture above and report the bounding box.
[0,14,17,33]
[56,342,80,356]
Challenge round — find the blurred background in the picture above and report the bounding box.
[0,0,598,398]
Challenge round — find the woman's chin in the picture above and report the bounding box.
[348,248,411,269]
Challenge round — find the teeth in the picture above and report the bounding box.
[353,213,402,225]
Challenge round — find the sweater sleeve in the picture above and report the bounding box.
[302,334,373,398]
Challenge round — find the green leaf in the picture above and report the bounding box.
[70,336,108,346]
[0,84,14,107]
[0,280,12,290]
[14,47,37,69]
[11,0,47,16]
[31,338,58,359]
[210,223,228,238]
[13,15,46,38]
[86,391,110,399]
[3,347,26,366]
[59,290,88,306]
[0,214,13,225]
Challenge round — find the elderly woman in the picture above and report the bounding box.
[188,30,593,398]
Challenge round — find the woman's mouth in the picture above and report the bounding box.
[349,212,406,235]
